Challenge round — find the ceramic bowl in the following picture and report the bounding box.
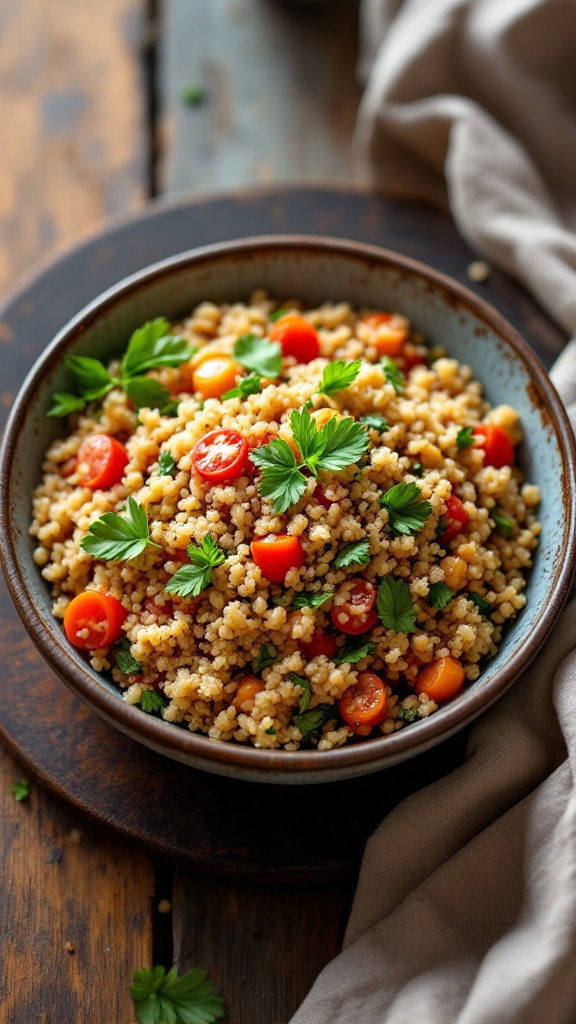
[1,235,575,784]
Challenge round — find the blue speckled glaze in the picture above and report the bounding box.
[1,237,575,784]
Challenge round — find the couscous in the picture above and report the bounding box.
[30,292,541,750]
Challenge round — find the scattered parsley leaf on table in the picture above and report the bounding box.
[251,643,278,673]
[380,482,432,536]
[380,356,405,393]
[80,497,161,561]
[166,536,226,599]
[333,637,376,665]
[427,581,456,609]
[11,779,30,802]
[222,371,262,401]
[291,591,334,610]
[233,333,282,378]
[139,691,167,715]
[318,358,362,396]
[359,413,388,433]
[129,964,225,1024]
[332,538,370,571]
[456,426,475,449]
[377,577,418,633]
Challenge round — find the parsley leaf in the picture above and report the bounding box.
[47,392,89,418]
[222,371,262,401]
[293,703,334,740]
[124,376,173,413]
[333,637,376,665]
[11,779,30,802]
[65,354,115,398]
[166,536,226,598]
[269,307,289,322]
[80,497,161,561]
[233,333,282,378]
[251,643,278,673]
[332,539,370,571]
[158,451,177,476]
[129,964,225,1024]
[290,672,312,713]
[139,691,167,715]
[181,83,206,105]
[291,591,333,610]
[456,426,475,449]
[115,637,142,675]
[428,581,455,609]
[492,511,514,538]
[306,413,369,473]
[271,591,293,607]
[318,359,362,396]
[250,438,308,512]
[396,706,418,722]
[380,482,433,536]
[411,462,424,477]
[377,576,417,633]
[359,413,388,432]
[381,356,405,393]
[120,318,192,377]
[468,592,493,617]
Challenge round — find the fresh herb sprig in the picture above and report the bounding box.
[251,643,278,673]
[359,413,388,433]
[332,538,370,571]
[456,426,475,449]
[333,637,376,665]
[318,359,362,396]
[293,704,334,740]
[381,356,405,393]
[380,482,432,536]
[129,964,225,1024]
[48,318,196,417]
[291,591,333,610]
[222,371,262,402]
[233,333,282,378]
[115,637,142,675]
[428,581,455,610]
[166,536,226,598]
[139,691,167,716]
[158,451,177,476]
[377,576,417,633]
[249,405,370,514]
[290,672,312,713]
[80,497,161,561]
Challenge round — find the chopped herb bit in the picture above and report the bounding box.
[468,592,493,617]
[139,690,167,715]
[115,637,143,675]
[181,83,206,105]
[428,581,456,609]
[11,779,30,802]
[80,497,161,562]
[222,371,262,401]
[396,706,418,722]
[359,413,388,432]
[411,462,424,477]
[492,511,514,538]
[318,358,362,396]
[269,307,288,322]
[129,965,225,1024]
[380,482,433,536]
[332,538,370,571]
[166,536,226,598]
[377,576,417,633]
[233,333,282,378]
[333,637,376,665]
[291,591,333,610]
[251,643,278,674]
[158,451,177,476]
[265,725,276,735]
[290,672,312,713]
[456,426,475,449]
[271,591,293,607]
[293,703,334,740]
[381,356,405,393]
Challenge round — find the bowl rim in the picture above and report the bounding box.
[1,233,575,780]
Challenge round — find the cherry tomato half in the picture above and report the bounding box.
[338,671,388,734]
[361,312,409,357]
[247,433,273,478]
[192,429,249,483]
[269,314,320,362]
[415,656,465,702]
[473,424,514,468]
[300,630,339,660]
[251,533,306,583]
[232,675,266,711]
[330,578,378,635]
[63,591,126,651]
[438,495,470,546]
[192,352,240,399]
[75,434,128,489]
[314,483,339,509]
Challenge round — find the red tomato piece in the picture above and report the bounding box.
[473,424,514,468]
[75,434,128,489]
[314,484,339,509]
[338,671,388,734]
[439,495,470,545]
[192,428,249,483]
[300,630,339,660]
[330,578,378,635]
[144,596,173,617]
[247,433,273,478]
[251,533,306,583]
[403,350,427,372]
[63,591,126,651]
[269,314,320,362]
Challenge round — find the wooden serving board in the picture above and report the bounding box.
[0,186,564,883]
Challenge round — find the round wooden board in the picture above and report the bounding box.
[0,185,564,884]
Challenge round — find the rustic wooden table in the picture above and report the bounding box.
[0,3,564,1022]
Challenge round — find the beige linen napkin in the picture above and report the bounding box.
[290,2,576,1021]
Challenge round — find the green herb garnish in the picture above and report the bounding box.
[318,359,362,396]
[290,672,312,713]
[396,706,418,722]
[129,965,225,1024]
[265,725,276,735]
[233,333,282,378]
[269,307,289,322]
[139,691,167,715]
[380,482,433,536]
[251,643,278,674]
[158,451,177,476]
[468,592,493,617]
[381,356,405,393]
[11,779,30,802]
[181,83,207,105]
[115,637,143,675]
[166,536,226,598]
[377,576,417,633]
[332,538,370,571]
[80,497,161,561]
[333,637,376,665]
[427,581,456,610]
[271,591,293,607]
[293,703,334,740]
[411,462,424,477]
[222,371,262,401]
[291,592,333,610]
[456,426,475,449]
[492,511,514,538]
[359,413,389,433]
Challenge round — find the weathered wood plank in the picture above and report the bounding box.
[0,0,149,298]
[172,872,356,1024]
[0,744,155,1022]
[159,0,364,195]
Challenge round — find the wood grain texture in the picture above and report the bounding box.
[159,0,364,195]
[0,0,148,298]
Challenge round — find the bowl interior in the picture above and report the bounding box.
[2,236,575,783]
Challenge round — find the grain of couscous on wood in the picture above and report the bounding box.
[30,291,541,750]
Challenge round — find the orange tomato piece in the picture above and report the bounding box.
[63,591,126,650]
[232,675,266,711]
[251,533,306,583]
[361,312,409,357]
[192,352,240,398]
[473,424,514,468]
[415,656,465,702]
[75,434,128,489]
[338,671,388,735]
[269,314,320,362]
